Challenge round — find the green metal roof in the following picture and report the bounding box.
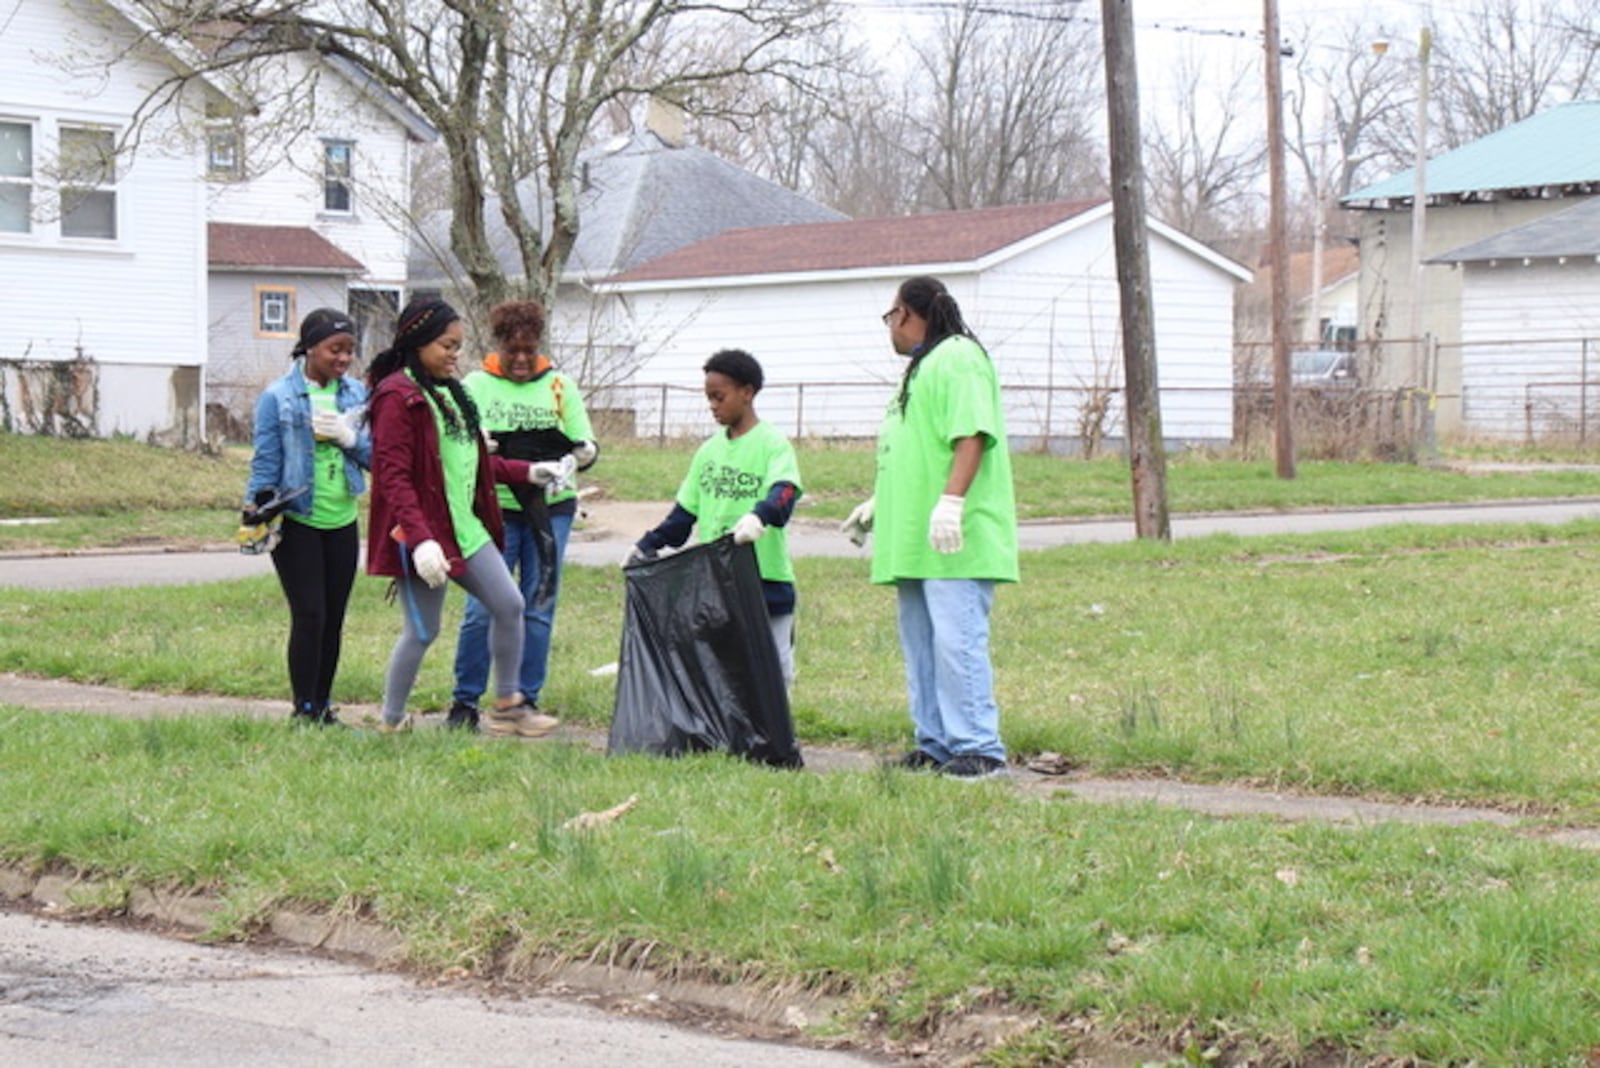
[1343,100,1600,204]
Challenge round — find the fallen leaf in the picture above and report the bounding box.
[563,794,640,832]
[1026,751,1079,775]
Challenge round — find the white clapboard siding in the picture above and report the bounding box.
[1,0,212,441]
[207,53,416,286]
[1458,261,1600,439]
[595,213,1245,443]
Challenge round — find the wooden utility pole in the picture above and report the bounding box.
[1263,0,1296,478]
[1409,27,1433,389]
[1099,0,1170,540]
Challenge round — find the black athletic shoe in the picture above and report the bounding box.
[316,705,350,729]
[890,749,945,771]
[445,701,480,732]
[940,754,1007,780]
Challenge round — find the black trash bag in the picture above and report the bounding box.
[609,536,802,768]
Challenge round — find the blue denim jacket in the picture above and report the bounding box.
[246,360,372,518]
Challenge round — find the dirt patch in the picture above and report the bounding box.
[570,494,676,543]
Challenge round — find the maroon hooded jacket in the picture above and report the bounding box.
[365,371,531,580]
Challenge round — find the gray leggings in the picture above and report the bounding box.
[383,544,523,724]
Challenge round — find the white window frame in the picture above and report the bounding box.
[206,122,243,182]
[256,286,296,338]
[322,139,354,215]
[0,118,35,236]
[57,123,119,241]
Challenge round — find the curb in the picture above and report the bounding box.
[0,863,847,1039]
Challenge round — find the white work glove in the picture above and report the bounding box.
[528,454,577,490]
[312,409,357,449]
[571,439,598,467]
[411,539,450,588]
[732,512,765,545]
[928,494,964,554]
[840,496,875,547]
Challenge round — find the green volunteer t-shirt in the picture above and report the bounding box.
[294,380,358,531]
[676,420,802,585]
[871,334,1019,585]
[462,368,594,513]
[414,372,491,560]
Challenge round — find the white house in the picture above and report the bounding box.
[597,200,1251,446]
[1429,195,1600,441]
[0,0,231,444]
[2,2,436,443]
[408,116,846,390]
[1342,101,1600,434]
[204,51,437,429]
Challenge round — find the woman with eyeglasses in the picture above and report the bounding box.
[842,275,1018,780]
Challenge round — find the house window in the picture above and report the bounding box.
[207,124,243,181]
[0,120,33,234]
[256,287,296,337]
[323,140,353,213]
[58,125,117,240]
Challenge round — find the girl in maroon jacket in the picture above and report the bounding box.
[365,298,562,738]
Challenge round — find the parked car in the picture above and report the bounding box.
[1291,348,1358,387]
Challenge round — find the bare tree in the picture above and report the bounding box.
[1285,17,1415,212]
[697,58,925,217]
[106,0,837,318]
[902,0,1103,211]
[1142,47,1266,253]
[683,26,872,197]
[1428,0,1600,150]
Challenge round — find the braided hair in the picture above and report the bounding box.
[894,275,981,415]
[367,298,481,441]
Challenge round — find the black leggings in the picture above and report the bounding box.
[270,518,359,712]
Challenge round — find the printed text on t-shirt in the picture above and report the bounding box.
[698,463,763,499]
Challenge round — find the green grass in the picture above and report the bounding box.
[5,433,1600,551]
[12,521,1600,816]
[14,429,1600,1060]
[5,711,1600,1063]
[595,442,1600,522]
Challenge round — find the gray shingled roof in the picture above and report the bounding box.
[1344,100,1600,205]
[1429,195,1600,263]
[407,131,845,288]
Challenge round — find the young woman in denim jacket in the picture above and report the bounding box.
[244,307,372,726]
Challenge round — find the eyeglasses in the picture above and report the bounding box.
[881,306,905,326]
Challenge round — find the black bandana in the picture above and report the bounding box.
[293,307,356,357]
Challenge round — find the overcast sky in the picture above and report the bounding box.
[850,0,1440,100]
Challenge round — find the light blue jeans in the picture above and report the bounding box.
[453,511,573,707]
[896,578,1005,762]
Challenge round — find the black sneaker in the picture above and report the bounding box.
[889,749,945,771]
[445,701,480,732]
[316,705,350,729]
[940,754,1007,780]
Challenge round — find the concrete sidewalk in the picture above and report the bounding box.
[5,495,1600,588]
[8,671,1596,850]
